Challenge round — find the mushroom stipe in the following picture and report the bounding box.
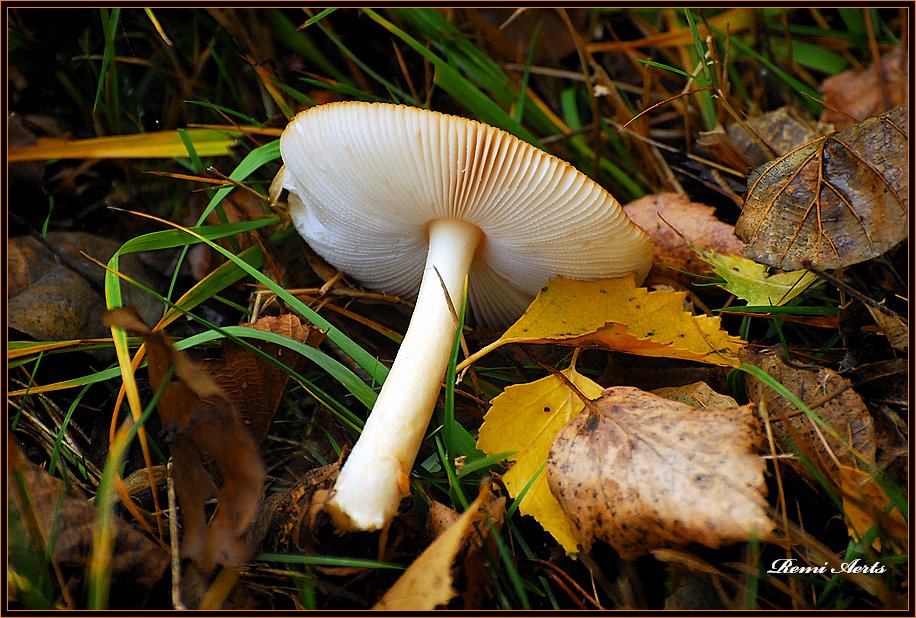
[274,101,653,532]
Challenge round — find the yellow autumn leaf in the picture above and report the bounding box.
[477,366,603,553]
[7,128,240,162]
[838,465,907,551]
[373,488,487,610]
[459,276,744,371]
[691,244,819,306]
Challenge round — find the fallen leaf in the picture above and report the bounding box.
[736,106,908,270]
[424,489,507,610]
[547,386,773,559]
[203,314,325,444]
[8,233,161,342]
[690,246,819,306]
[821,44,909,130]
[651,381,738,409]
[373,486,490,610]
[477,366,604,553]
[728,106,835,167]
[103,307,266,574]
[838,464,907,550]
[741,348,876,482]
[7,440,168,602]
[462,276,745,370]
[864,304,908,352]
[248,459,340,555]
[623,193,745,282]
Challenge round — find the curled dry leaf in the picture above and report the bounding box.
[623,193,745,283]
[741,348,876,482]
[864,304,908,352]
[103,307,266,574]
[462,276,745,371]
[202,313,325,444]
[373,485,494,611]
[547,387,773,559]
[736,106,908,270]
[821,44,909,130]
[651,381,738,409]
[7,441,168,600]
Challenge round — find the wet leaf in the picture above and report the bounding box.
[373,486,490,610]
[103,307,266,574]
[463,276,745,370]
[736,106,908,270]
[7,441,168,598]
[477,366,604,553]
[821,44,908,130]
[741,348,876,482]
[623,193,745,281]
[690,246,819,306]
[547,387,773,559]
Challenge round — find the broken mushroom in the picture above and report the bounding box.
[275,101,653,531]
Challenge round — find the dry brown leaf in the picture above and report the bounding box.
[424,490,506,610]
[7,441,168,599]
[736,106,908,270]
[865,304,908,352]
[8,233,160,342]
[821,44,909,130]
[373,487,490,611]
[652,381,738,409]
[547,387,773,559]
[623,193,745,282]
[697,106,833,173]
[741,348,876,483]
[203,314,325,444]
[248,459,340,555]
[103,307,266,574]
[730,107,835,167]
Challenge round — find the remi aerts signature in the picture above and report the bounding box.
[767,558,887,575]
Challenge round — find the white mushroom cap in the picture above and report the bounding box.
[277,101,652,327]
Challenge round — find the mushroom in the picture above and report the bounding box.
[275,101,653,531]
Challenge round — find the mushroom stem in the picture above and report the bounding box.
[327,218,483,531]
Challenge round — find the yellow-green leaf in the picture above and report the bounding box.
[460,276,744,371]
[8,129,240,162]
[477,366,603,553]
[692,245,818,306]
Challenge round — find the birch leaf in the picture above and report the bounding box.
[691,245,819,306]
[736,106,908,270]
[548,387,774,559]
[476,367,604,553]
[462,276,745,370]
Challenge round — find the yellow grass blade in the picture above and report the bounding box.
[8,128,240,162]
